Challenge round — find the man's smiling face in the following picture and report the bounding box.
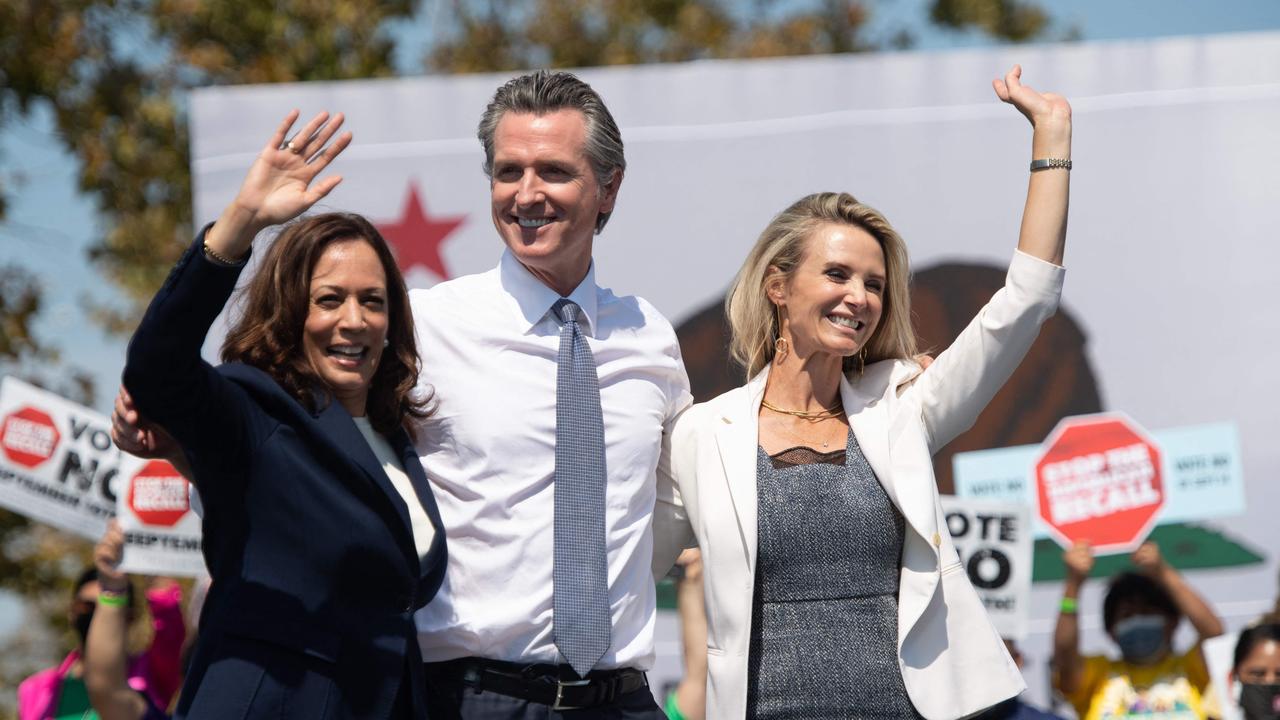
[489,109,619,295]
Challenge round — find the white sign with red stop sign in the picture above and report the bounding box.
[117,458,205,577]
[1034,414,1165,553]
[0,377,120,539]
[953,414,1244,555]
[2,406,61,468]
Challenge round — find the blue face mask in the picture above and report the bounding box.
[1113,614,1168,663]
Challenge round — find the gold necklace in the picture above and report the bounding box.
[765,413,847,450]
[760,398,844,421]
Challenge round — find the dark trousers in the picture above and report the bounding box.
[178,632,420,720]
[423,663,667,720]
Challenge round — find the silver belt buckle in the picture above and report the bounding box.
[552,678,591,710]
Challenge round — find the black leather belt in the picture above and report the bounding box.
[424,657,649,710]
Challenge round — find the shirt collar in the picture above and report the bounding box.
[498,249,599,337]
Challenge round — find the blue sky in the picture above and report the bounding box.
[4,0,1280,419]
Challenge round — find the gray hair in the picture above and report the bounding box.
[477,70,626,233]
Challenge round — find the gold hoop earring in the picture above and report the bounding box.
[774,337,790,364]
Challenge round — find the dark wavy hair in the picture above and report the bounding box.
[221,213,431,437]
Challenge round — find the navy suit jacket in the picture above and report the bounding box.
[123,234,447,719]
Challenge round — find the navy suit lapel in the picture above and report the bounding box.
[391,430,447,577]
[312,402,415,548]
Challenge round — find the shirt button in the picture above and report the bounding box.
[932,532,941,547]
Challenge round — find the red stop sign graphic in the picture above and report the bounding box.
[127,460,190,527]
[1035,414,1164,554]
[1,406,61,468]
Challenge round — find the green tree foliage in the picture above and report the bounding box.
[427,0,1052,74]
[1,0,415,335]
[0,267,45,362]
[431,0,873,72]
[930,0,1050,42]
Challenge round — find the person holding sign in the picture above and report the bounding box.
[17,547,184,720]
[1053,541,1224,720]
[654,65,1070,719]
[120,111,447,719]
[83,521,171,720]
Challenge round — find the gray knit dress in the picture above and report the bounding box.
[745,430,924,719]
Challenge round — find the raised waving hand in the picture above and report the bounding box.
[992,65,1071,267]
[992,64,1072,132]
[205,110,352,259]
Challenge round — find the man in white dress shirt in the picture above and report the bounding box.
[411,71,691,717]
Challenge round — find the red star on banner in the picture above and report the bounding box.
[375,183,466,280]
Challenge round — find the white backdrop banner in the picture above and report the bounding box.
[190,32,1280,706]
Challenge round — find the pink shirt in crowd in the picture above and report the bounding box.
[16,582,186,720]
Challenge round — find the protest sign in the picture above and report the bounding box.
[954,416,1244,554]
[0,376,119,539]
[116,457,206,577]
[940,497,1033,640]
[1034,414,1164,554]
[0,376,205,575]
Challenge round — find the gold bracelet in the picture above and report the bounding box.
[202,241,246,266]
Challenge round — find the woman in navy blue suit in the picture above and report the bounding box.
[121,111,446,719]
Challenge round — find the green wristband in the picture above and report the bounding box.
[665,692,687,720]
[98,591,128,608]
[1060,596,1079,614]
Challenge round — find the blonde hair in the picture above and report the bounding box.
[726,192,917,379]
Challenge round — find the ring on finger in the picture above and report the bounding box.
[284,138,304,154]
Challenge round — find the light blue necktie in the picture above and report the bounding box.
[551,298,611,678]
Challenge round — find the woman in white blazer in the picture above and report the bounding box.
[655,66,1071,719]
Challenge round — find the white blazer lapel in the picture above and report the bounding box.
[840,367,898,510]
[845,363,945,645]
[714,369,768,575]
[842,364,940,549]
